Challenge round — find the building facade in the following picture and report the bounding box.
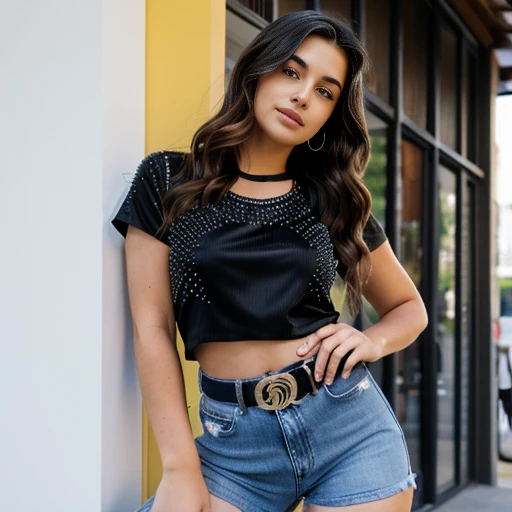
[4,1,511,510]
[145,1,507,510]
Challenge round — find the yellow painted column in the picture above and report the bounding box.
[143,0,226,500]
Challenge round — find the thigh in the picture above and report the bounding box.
[132,492,244,512]
[210,493,243,512]
[303,486,414,512]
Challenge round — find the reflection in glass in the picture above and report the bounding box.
[365,0,390,102]
[319,0,351,22]
[334,112,387,328]
[359,112,388,386]
[225,10,260,91]
[436,165,457,492]
[461,49,477,162]
[403,0,429,129]
[459,180,474,484]
[398,140,424,508]
[277,0,307,17]
[236,0,275,22]
[364,112,388,224]
[440,24,458,150]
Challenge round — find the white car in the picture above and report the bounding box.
[500,316,512,349]
[498,316,512,460]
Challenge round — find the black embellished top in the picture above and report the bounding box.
[111,150,388,361]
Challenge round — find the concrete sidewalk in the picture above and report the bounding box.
[434,484,512,511]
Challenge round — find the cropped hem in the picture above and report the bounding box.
[304,472,418,507]
[203,474,265,512]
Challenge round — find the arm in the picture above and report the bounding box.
[297,238,428,383]
[125,224,201,473]
[360,240,429,358]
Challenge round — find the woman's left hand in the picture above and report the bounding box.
[296,323,384,385]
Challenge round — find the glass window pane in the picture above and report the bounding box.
[236,0,275,22]
[365,0,390,102]
[319,0,351,23]
[439,23,458,150]
[360,112,389,387]
[399,140,425,508]
[461,48,477,162]
[225,10,260,91]
[403,0,429,129]
[436,165,457,492]
[277,0,307,17]
[364,112,388,223]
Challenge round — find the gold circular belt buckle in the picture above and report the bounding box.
[254,372,300,410]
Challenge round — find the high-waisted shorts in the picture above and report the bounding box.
[134,355,417,512]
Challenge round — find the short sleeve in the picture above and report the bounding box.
[363,212,387,252]
[111,151,184,245]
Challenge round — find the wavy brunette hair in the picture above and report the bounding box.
[156,10,374,317]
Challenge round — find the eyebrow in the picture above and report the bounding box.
[288,54,343,91]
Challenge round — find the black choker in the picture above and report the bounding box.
[238,169,292,182]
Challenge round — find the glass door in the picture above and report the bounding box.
[398,139,425,508]
[436,165,458,493]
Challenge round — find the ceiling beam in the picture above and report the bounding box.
[449,0,511,46]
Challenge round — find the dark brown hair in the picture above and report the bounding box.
[156,10,374,316]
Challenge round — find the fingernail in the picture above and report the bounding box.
[315,373,321,381]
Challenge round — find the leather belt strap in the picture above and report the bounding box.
[200,352,351,411]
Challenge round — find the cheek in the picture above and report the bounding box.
[254,78,278,114]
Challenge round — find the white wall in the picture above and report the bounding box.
[0,1,145,510]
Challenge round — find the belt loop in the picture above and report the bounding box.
[235,380,248,415]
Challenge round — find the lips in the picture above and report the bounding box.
[276,108,304,126]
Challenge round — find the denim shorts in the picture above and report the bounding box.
[134,356,417,512]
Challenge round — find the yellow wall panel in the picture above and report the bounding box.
[143,0,226,502]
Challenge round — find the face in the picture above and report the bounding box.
[252,35,349,147]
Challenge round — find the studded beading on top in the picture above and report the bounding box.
[167,180,338,309]
[111,150,387,361]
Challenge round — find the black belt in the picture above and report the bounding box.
[200,351,352,411]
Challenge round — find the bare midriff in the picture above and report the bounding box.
[193,336,317,380]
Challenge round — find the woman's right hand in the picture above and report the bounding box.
[150,466,211,512]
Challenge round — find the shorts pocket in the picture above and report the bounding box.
[322,361,370,400]
[199,393,239,437]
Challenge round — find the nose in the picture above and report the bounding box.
[292,84,312,108]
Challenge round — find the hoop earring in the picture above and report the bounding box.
[308,132,325,152]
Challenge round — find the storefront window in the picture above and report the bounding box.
[319,0,351,22]
[225,9,260,90]
[439,23,458,150]
[403,0,430,129]
[236,0,275,22]
[277,0,307,17]
[365,0,391,103]
[363,112,388,224]
[436,165,457,492]
[461,48,477,162]
[399,139,425,507]
[359,112,388,384]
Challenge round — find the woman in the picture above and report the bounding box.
[112,10,427,512]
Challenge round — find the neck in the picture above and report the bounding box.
[237,131,294,175]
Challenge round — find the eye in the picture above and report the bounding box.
[283,67,299,79]
[318,88,334,100]
[282,67,334,101]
